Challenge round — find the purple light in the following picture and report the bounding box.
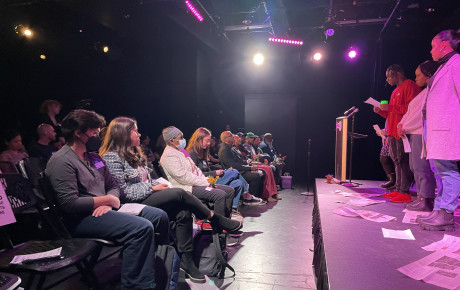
[348,49,358,59]
[325,28,335,37]
[268,37,304,46]
[185,1,204,22]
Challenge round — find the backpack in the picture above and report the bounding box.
[155,244,181,290]
[192,230,235,279]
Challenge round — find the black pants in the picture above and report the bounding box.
[380,155,395,176]
[389,137,413,193]
[242,171,264,197]
[141,188,211,253]
[192,184,234,217]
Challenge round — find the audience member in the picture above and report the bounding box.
[218,131,265,199]
[418,29,460,231]
[38,99,65,148]
[45,109,170,289]
[398,60,440,212]
[100,118,242,283]
[160,126,237,218]
[187,127,265,209]
[0,130,29,165]
[374,64,421,203]
[29,123,58,167]
[243,132,257,157]
[208,136,220,165]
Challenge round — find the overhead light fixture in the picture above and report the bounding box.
[103,46,109,53]
[313,52,322,62]
[253,53,264,66]
[347,49,358,59]
[325,28,335,37]
[185,1,204,22]
[14,25,33,38]
[40,54,46,60]
[268,37,303,46]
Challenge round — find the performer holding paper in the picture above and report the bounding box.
[373,64,421,203]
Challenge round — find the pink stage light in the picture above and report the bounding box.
[268,37,303,46]
[185,1,204,22]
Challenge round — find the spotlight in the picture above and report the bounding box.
[23,29,33,37]
[347,49,358,59]
[253,53,264,66]
[325,28,335,37]
[268,37,303,46]
[40,54,46,60]
[185,0,204,22]
[313,52,322,62]
[103,46,109,53]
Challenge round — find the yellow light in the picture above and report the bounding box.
[40,54,46,60]
[253,53,264,66]
[103,46,109,53]
[23,29,33,37]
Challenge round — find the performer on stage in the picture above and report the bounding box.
[374,64,421,203]
[417,29,460,231]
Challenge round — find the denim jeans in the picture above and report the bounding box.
[72,207,169,289]
[429,159,460,212]
[216,169,249,208]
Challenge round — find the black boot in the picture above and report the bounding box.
[180,252,205,283]
[210,213,243,233]
[416,210,439,224]
[406,197,434,212]
[419,209,455,232]
[380,173,396,189]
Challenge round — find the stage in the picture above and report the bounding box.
[313,178,459,290]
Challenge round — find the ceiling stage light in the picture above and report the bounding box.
[325,28,335,37]
[40,54,46,60]
[103,46,109,53]
[347,49,358,59]
[268,37,303,46]
[185,1,204,22]
[313,52,322,61]
[23,29,33,37]
[253,53,264,66]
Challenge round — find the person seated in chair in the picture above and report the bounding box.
[29,124,58,168]
[45,109,170,290]
[100,117,243,283]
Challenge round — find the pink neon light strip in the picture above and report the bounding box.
[268,37,303,46]
[185,1,204,22]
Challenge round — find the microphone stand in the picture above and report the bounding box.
[301,139,313,196]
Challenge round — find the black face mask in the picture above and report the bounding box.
[85,135,102,153]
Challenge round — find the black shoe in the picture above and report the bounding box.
[210,213,243,233]
[180,252,205,283]
[380,174,396,189]
[419,209,455,232]
[406,197,434,212]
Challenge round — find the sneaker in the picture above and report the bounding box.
[383,191,401,198]
[226,236,239,247]
[231,210,244,223]
[228,230,243,238]
[390,193,412,203]
[243,198,266,206]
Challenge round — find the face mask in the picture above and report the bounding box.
[84,134,102,153]
[176,139,186,150]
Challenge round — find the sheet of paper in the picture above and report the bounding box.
[155,177,172,188]
[334,206,396,222]
[401,135,411,153]
[382,228,415,240]
[398,251,460,289]
[422,235,460,254]
[364,97,381,107]
[0,182,16,226]
[118,203,147,215]
[373,124,384,137]
[402,210,431,224]
[10,247,62,265]
[347,198,385,207]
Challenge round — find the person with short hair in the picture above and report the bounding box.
[374,64,421,203]
[29,123,58,165]
[45,109,170,289]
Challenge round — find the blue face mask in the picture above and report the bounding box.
[177,139,186,150]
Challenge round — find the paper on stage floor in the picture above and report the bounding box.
[347,197,385,207]
[332,190,355,197]
[382,228,415,240]
[398,251,460,289]
[402,209,431,224]
[333,206,396,222]
[422,235,460,254]
[364,97,381,107]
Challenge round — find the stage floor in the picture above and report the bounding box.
[314,178,459,290]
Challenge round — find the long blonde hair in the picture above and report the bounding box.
[186,127,211,160]
[99,117,146,168]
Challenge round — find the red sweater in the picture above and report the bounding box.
[378,79,421,139]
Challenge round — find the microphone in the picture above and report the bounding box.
[344,106,355,115]
[346,108,359,118]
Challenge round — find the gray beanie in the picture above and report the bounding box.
[163,126,182,144]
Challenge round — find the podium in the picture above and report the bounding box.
[335,117,348,182]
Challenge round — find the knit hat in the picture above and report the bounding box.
[162,126,182,144]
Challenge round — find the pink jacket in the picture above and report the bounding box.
[421,53,460,160]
